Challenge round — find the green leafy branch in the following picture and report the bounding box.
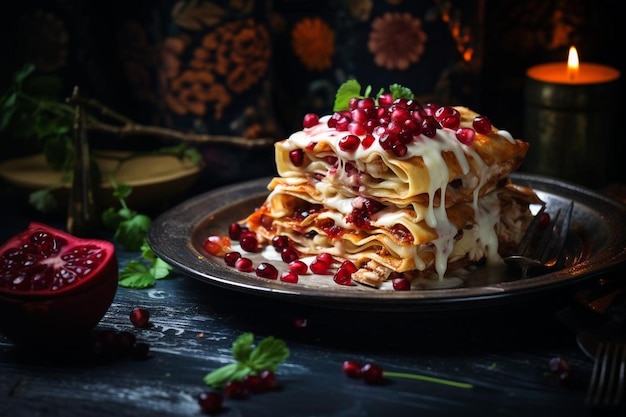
[203,333,290,389]
[101,179,172,288]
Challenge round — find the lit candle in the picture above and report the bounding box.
[526,46,620,85]
[523,46,621,188]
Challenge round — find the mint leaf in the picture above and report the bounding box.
[333,79,363,111]
[114,214,152,251]
[119,260,155,288]
[150,258,172,280]
[389,83,414,100]
[248,336,290,372]
[203,333,290,389]
[232,332,254,362]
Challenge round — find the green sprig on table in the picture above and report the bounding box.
[203,332,290,389]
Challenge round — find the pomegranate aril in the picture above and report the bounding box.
[260,370,279,390]
[377,93,394,106]
[342,360,362,378]
[198,391,223,414]
[472,115,492,134]
[271,235,290,250]
[130,307,150,328]
[537,212,551,230]
[224,251,241,266]
[361,134,375,149]
[280,271,299,283]
[288,260,308,274]
[392,277,411,291]
[235,257,254,272]
[316,252,336,266]
[243,374,265,393]
[202,236,230,256]
[361,363,384,385]
[339,134,361,152]
[439,115,460,129]
[333,268,353,286]
[302,113,320,128]
[340,260,358,273]
[256,262,278,280]
[310,259,330,275]
[224,380,248,399]
[289,149,304,167]
[228,223,242,240]
[456,127,476,145]
[280,247,300,263]
[240,235,258,253]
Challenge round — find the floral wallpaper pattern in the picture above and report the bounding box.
[4,0,622,186]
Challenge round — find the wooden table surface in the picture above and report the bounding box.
[1,184,625,417]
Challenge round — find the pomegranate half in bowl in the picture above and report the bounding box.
[0,222,118,346]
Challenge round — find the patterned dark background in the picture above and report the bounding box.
[1,0,624,186]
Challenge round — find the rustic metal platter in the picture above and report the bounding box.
[147,173,626,312]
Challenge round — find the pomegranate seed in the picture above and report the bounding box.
[271,235,290,250]
[537,212,551,230]
[281,247,300,263]
[392,277,411,291]
[339,134,361,152]
[358,97,376,109]
[340,260,358,273]
[310,259,330,275]
[198,391,223,414]
[130,307,150,328]
[224,380,248,399]
[377,93,394,106]
[243,374,265,393]
[439,115,460,129]
[280,271,299,283]
[203,235,230,256]
[392,143,407,157]
[224,251,241,266]
[455,127,476,145]
[293,317,308,328]
[350,108,368,123]
[288,260,308,274]
[421,118,438,137]
[333,267,353,285]
[256,262,279,280]
[228,223,242,240]
[472,115,492,134]
[302,113,320,128]
[289,149,304,167]
[235,257,254,272]
[422,102,439,116]
[348,97,360,110]
[361,134,375,149]
[240,235,258,253]
[548,356,571,373]
[260,370,279,390]
[316,252,337,265]
[361,363,384,385]
[342,360,362,378]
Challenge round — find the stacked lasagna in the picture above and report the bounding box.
[244,90,541,287]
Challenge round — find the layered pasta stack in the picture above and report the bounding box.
[244,85,541,287]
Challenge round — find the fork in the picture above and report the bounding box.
[503,200,574,278]
[585,341,626,411]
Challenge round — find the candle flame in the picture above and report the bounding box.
[567,46,579,81]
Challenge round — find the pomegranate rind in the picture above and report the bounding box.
[0,222,118,343]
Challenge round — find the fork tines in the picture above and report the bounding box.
[585,341,626,410]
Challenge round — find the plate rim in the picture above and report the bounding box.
[147,173,626,312]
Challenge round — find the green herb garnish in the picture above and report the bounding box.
[203,333,290,389]
[333,79,414,111]
[118,241,172,288]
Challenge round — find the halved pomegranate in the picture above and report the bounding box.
[0,222,118,345]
